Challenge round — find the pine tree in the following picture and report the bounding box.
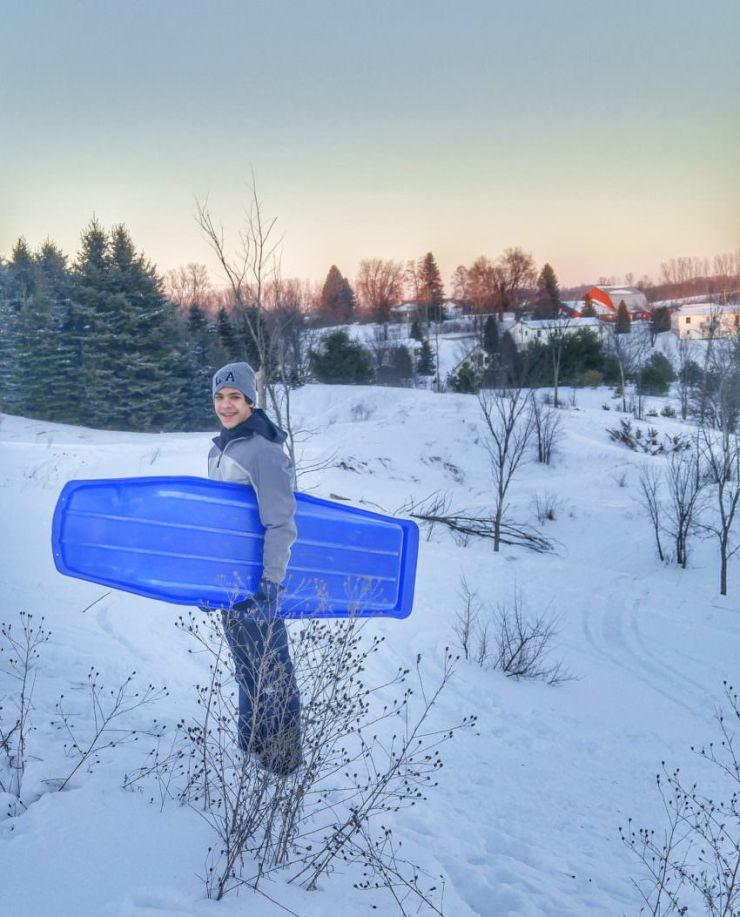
[409,319,423,342]
[309,330,374,384]
[616,299,631,334]
[0,240,36,414]
[71,218,113,425]
[17,242,79,422]
[416,338,435,376]
[581,294,597,318]
[417,253,444,323]
[184,304,219,428]
[0,262,21,413]
[534,264,561,319]
[320,266,355,324]
[483,315,499,355]
[216,305,240,360]
[71,221,189,431]
[106,224,188,431]
[389,344,413,382]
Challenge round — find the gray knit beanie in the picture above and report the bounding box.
[212,362,257,403]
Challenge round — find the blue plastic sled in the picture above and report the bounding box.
[51,476,418,618]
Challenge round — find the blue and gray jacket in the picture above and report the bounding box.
[208,410,297,585]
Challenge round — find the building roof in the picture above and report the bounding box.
[518,317,603,330]
[673,302,740,316]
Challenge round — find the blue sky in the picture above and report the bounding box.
[1,0,738,288]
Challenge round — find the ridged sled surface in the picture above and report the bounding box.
[51,476,418,618]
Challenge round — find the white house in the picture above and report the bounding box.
[670,303,740,340]
[508,317,608,351]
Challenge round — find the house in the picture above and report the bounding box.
[451,343,497,381]
[670,303,740,340]
[578,285,651,321]
[389,299,465,321]
[508,317,608,351]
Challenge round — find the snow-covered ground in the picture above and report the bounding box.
[1,384,738,917]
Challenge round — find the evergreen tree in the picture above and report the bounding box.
[534,263,561,319]
[409,319,423,342]
[416,338,435,376]
[320,266,355,324]
[106,224,188,431]
[7,238,35,308]
[0,262,21,413]
[615,299,631,334]
[71,221,189,431]
[388,344,413,382]
[184,304,220,428]
[309,330,374,384]
[417,252,444,323]
[581,294,597,318]
[216,305,241,361]
[448,362,480,394]
[16,242,79,422]
[483,315,499,355]
[0,241,37,413]
[639,352,677,396]
[71,219,113,425]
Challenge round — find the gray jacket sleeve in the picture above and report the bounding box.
[250,443,297,584]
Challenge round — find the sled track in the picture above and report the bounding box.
[581,583,709,721]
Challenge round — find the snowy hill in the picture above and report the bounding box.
[1,384,738,917]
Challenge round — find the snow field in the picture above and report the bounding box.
[0,382,738,916]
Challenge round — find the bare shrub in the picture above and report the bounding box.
[0,613,50,806]
[620,681,740,916]
[0,610,164,818]
[453,577,481,662]
[529,394,563,465]
[452,585,572,686]
[531,492,561,525]
[50,668,167,792]
[131,606,475,912]
[490,591,572,686]
[607,419,691,456]
[351,401,375,422]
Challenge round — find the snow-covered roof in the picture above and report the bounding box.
[673,302,740,316]
[520,317,603,329]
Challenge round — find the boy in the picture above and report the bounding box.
[209,361,301,776]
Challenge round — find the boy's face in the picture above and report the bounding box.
[214,387,253,428]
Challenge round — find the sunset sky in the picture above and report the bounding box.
[2,0,738,290]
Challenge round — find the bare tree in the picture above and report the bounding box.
[196,182,302,478]
[463,256,499,313]
[606,324,651,413]
[676,335,699,421]
[477,385,535,551]
[664,440,706,569]
[536,318,572,408]
[355,258,404,323]
[495,247,537,314]
[529,393,562,465]
[164,263,214,311]
[638,463,665,563]
[700,423,740,596]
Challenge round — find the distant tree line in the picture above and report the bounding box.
[0,223,226,430]
[2,218,738,431]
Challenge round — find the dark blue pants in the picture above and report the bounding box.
[220,609,301,761]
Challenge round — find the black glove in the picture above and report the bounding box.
[232,578,284,615]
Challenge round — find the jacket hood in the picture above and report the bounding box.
[212,408,288,450]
